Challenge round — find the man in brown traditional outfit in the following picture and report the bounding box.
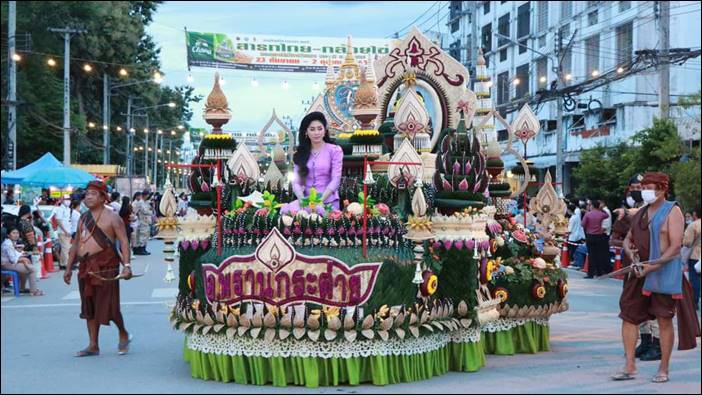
[64,181,133,357]
[614,172,700,383]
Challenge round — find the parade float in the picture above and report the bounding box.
[169,27,569,387]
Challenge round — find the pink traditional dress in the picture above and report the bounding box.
[282,143,343,214]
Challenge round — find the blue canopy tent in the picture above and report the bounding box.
[1,153,63,184]
[21,166,96,189]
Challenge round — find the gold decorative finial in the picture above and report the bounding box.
[205,72,229,112]
[337,35,360,82]
[477,48,486,66]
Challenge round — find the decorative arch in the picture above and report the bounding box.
[374,26,469,150]
[257,109,294,163]
[473,108,531,199]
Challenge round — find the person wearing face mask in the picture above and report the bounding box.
[611,174,662,361]
[614,172,700,383]
[281,112,343,215]
[50,195,73,270]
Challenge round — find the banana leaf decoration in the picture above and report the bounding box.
[357,191,376,207]
[261,191,282,218]
[302,188,324,212]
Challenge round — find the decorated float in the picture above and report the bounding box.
[168,27,570,387]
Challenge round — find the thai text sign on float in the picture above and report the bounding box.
[202,228,382,307]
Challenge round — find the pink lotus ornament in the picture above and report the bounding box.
[458,179,470,192]
[375,203,390,216]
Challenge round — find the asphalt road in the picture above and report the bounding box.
[2,240,700,394]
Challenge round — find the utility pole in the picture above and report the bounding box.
[658,1,670,119]
[554,28,576,196]
[7,1,17,170]
[48,26,86,166]
[469,1,478,74]
[144,117,149,182]
[554,28,564,196]
[126,95,133,198]
[103,72,110,164]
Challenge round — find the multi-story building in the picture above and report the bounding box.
[446,1,700,194]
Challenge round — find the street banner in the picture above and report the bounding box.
[185,30,394,73]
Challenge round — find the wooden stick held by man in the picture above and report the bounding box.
[64,181,134,357]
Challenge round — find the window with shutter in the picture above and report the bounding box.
[616,22,633,64]
[537,1,549,32]
[517,2,531,38]
[516,63,530,98]
[498,13,510,47]
[585,34,600,76]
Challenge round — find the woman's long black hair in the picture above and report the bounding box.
[119,196,131,218]
[293,111,332,183]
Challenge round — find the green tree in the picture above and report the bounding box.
[572,143,637,209]
[630,117,684,173]
[670,146,701,211]
[1,1,201,170]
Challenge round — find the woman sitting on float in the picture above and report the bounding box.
[281,112,343,216]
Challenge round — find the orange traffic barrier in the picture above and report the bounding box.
[43,237,56,273]
[36,234,47,279]
[582,255,589,273]
[612,247,623,280]
[560,243,570,268]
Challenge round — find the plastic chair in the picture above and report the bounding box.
[1,270,20,297]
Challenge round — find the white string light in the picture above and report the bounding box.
[282,80,289,90]
[83,63,93,72]
[251,77,259,87]
[47,58,56,67]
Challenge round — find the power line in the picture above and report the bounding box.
[386,1,442,38]
[494,48,701,114]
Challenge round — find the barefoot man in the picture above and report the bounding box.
[64,181,133,357]
[614,172,699,383]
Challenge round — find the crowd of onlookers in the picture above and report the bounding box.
[1,185,192,297]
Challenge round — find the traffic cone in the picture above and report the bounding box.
[612,247,623,280]
[43,237,56,273]
[582,255,589,273]
[561,242,570,268]
[36,234,47,279]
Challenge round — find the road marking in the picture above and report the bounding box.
[1,301,169,309]
[62,290,81,300]
[151,288,178,298]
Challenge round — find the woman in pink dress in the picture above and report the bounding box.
[282,112,343,215]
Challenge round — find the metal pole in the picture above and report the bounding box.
[659,1,670,119]
[144,116,149,181]
[153,132,160,188]
[7,1,17,170]
[62,32,71,165]
[49,27,86,165]
[126,96,133,198]
[103,73,110,164]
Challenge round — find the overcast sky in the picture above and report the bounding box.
[147,1,447,133]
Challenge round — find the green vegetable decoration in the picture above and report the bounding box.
[302,188,324,212]
[357,191,376,207]
[261,191,282,218]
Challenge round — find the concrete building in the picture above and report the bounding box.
[446,1,701,194]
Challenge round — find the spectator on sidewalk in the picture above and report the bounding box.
[1,227,43,296]
[567,204,586,263]
[582,199,610,278]
[51,195,73,270]
[108,192,121,213]
[682,206,701,310]
[70,200,81,239]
